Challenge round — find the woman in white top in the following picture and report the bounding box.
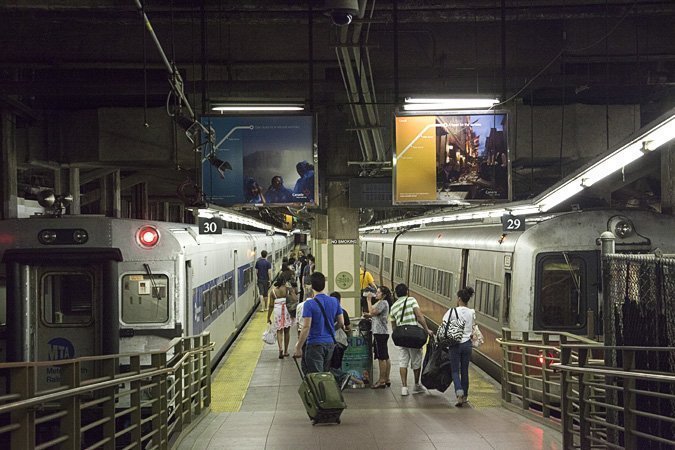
[442,286,475,407]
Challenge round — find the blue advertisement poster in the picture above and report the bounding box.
[201,115,315,206]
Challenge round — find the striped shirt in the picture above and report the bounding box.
[390,296,420,326]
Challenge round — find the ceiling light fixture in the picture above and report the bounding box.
[402,97,499,111]
[211,103,305,112]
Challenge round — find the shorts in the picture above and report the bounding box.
[398,346,423,369]
[373,334,390,360]
[257,280,270,297]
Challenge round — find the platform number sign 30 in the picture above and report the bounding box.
[198,217,223,235]
[501,214,525,232]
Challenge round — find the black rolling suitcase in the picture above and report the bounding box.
[294,358,346,425]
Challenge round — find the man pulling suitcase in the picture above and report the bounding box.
[293,272,347,424]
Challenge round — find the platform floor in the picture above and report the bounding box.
[177,310,562,450]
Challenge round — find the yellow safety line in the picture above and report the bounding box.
[210,311,268,412]
[466,365,501,408]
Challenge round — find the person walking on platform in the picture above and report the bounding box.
[255,250,272,312]
[390,283,433,396]
[293,272,344,374]
[359,264,377,314]
[445,287,476,407]
[365,286,392,389]
[267,279,296,359]
[301,255,315,300]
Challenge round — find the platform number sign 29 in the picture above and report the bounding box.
[501,214,525,232]
[198,217,223,235]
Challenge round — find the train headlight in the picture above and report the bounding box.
[137,225,160,248]
[38,229,57,244]
[72,229,89,244]
[608,216,634,239]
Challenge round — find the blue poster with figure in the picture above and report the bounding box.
[201,115,315,206]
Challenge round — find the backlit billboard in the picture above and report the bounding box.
[394,112,509,204]
[201,115,316,207]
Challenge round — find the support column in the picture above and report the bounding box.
[1,110,18,219]
[111,170,121,218]
[661,144,675,215]
[314,180,361,318]
[69,167,81,214]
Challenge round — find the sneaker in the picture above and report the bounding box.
[413,384,427,394]
[455,395,465,407]
[401,386,409,396]
[340,375,351,391]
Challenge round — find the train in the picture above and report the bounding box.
[0,214,293,388]
[360,209,675,381]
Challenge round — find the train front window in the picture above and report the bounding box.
[121,274,169,324]
[42,273,93,325]
[538,256,584,328]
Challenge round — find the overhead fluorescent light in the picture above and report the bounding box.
[211,103,305,112]
[403,97,499,111]
[197,207,290,235]
[535,110,675,212]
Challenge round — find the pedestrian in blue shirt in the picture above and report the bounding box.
[293,272,344,373]
[255,250,272,312]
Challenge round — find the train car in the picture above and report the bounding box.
[0,215,292,388]
[361,209,675,380]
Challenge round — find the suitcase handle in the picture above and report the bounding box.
[293,356,305,379]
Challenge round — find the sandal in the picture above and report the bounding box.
[278,351,284,359]
[371,382,387,389]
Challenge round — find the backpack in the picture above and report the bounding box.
[436,308,466,349]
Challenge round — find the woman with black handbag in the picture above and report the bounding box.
[442,287,476,407]
[389,284,433,396]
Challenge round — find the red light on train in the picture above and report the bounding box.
[137,226,160,248]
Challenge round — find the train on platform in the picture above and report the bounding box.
[0,215,293,388]
[360,209,675,381]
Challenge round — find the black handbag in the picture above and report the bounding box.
[391,297,428,349]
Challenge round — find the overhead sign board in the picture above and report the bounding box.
[198,217,223,234]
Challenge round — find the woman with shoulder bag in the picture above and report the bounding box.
[443,287,476,407]
[389,283,433,396]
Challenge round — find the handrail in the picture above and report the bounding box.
[0,332,213,450]
[553,363,675,383]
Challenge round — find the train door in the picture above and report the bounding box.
[185,260,193,335]
[35,264,101,387]
[533,251,599,335]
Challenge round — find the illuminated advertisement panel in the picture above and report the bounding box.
[394,112,509,204]
[201,115,315,207]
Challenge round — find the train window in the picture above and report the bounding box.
[538,257,584,328]
[42,272,93,325]
[475,279,501,320]
[383,257,391,274]
[395,260,405,280]
[121,274,169,324]
[411,264,422,286]
[436,270,453,298]
[217,284,225,308]
[361,251,365,263]
[367,252,380,268]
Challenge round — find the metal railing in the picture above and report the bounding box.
[0,333,212,450]
[497,328,601,428]
[556,345,675,450]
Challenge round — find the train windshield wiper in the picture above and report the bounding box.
[143,263,164,300]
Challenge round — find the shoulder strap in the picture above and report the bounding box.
[399,296,409,323]
[313,298,337,343]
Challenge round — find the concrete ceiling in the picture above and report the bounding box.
[2,0,674,215]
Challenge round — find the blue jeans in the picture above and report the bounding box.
[302,343,335,374]
[449,340,472,397]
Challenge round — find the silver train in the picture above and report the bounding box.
[360,209,675,380]
[0,215,292,386]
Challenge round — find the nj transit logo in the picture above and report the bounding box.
[47,337,75,361]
